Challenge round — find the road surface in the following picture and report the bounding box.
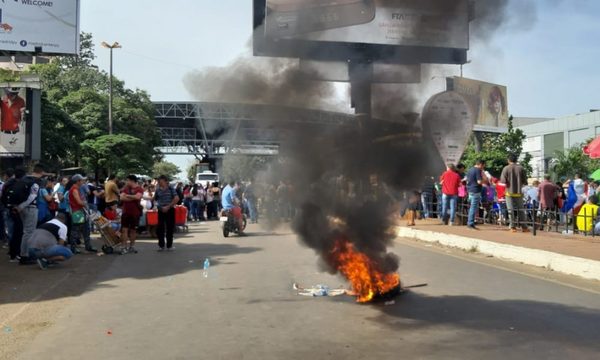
[3,222,600,360]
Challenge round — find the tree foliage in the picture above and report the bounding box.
[461,116,533,178]
[152,161,181,179]
[26,32,161,174]
[81,134,148,179]
[549,145,600,181]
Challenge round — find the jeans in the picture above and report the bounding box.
[467,193,481,226]
[247,199,258,223]
[157,208,175,249]
[506,196,527,229]
[29,245,73,260]
[191,200,205,220]
[20,206,38,257]
[421,193,433,218]
[441,194,458,224]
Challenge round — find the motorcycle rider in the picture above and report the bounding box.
[221,181,245,235]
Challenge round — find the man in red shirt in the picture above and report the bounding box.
[1,88,26,133]
[439,164,461,225]
[119,175,143,254]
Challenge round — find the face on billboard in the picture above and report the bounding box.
[0,0,79,55]
[0,87,27,155]
[451,77,509,129]
[264,0,469,49]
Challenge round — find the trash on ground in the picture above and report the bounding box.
[293,283,347,297]
[384,300,396,306]
[106,330,112,335]
[4,326,12,333]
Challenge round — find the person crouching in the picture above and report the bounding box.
[27,213,73,270]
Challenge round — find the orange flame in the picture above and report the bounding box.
[330,238,400,303]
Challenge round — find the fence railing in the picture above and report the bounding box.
[418,195,597,237]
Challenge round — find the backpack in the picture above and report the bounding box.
[2,176,37,207]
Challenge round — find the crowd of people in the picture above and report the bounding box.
[410,154,600,235]
[0,165,270,270]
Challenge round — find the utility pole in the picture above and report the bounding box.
[101,41,122,135]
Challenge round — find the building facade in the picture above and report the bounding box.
[517,111,600,178]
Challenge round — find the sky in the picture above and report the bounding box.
[80,0,600,176]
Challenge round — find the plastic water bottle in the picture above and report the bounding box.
[203,258,210,278]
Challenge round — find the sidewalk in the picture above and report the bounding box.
[397,220,600,281]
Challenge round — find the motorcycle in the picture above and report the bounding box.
[220,209,247,237]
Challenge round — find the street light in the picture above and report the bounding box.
[101,41,122,135]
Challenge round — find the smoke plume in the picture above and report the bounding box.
[184,0,544,279]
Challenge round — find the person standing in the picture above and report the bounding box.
[439,164,461,226]
[17,164,45,262]
[420,176,435,219]
[539,175,559,230]
[68,174,97,253]
[104,174,120,208]
[244,181,258,224]
[0,88,26,133]
[466,160,487,230]
[500,154,530,233]
[2,168,24,261]
[190,184,205,221]
[154,175,179,251]
[119,175,143,254]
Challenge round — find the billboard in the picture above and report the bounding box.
[448,77,509,130]
[422,91,475,166]
[0,87,27,155]
[254,0,469,64]
[0,0,80,55]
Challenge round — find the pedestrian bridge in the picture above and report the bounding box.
[154,101,355,157]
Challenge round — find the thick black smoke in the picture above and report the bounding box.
[184,0,545,277]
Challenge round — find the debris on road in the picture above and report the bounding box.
[384,300,396,306]
[4,326,12,333]
[106,330,113,335]
[293,283,346,297]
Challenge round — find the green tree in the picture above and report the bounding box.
[550,145,600,181]
[26,32,161,173]
[461,116,533,178]
[152,161,181,179]
[81,134,148,179]
[187,161,198,182]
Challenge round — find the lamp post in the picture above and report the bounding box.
[101,41,122,135]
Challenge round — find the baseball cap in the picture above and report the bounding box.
[71,174,87,182]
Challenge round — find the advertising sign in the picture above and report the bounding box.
[0,0,80,55]
[0,87,27,155]
[448,77,509,130]
[265,0,469,49]
[253,0,469,64]
[422,91,475,166]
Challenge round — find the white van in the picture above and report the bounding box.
[196,171,219,185]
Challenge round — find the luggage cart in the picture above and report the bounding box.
[89,212,123,254]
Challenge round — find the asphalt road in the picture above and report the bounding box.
[9,222,600,360]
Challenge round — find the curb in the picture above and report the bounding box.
[397,227,600,281]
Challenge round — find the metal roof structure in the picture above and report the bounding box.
[154,101,355,157]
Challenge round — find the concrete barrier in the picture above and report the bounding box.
[397,227,600,281]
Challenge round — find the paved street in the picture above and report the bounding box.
[4,222,600,360]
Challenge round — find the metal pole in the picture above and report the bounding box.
[108,47,113,135]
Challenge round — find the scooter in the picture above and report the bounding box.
[220,209,247,237]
